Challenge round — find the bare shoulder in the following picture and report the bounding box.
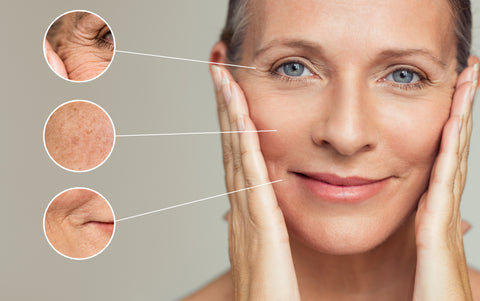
[179,270,234,301]
[469,266,480,301]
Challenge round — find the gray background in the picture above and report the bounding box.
[1,1,479,300]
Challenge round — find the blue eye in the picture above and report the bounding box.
[276,62,313,77]
[386,69,421,84]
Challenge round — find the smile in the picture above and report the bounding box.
[296,172,391,204]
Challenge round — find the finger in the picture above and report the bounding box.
[210,65,235,195]
[455,81,476,201]
[455,63,478,88]
[222,71,251,212]
[238,115,285,232]
[448,66,476,201]
[44,39,68,79]
[424,115,461,216]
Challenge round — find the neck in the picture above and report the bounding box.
[290,214,417,301]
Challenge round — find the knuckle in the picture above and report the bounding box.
[222,149,233,166]
[233,154,243,172]
[244,175,260,189]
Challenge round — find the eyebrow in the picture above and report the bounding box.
[254,39,447,70]
[254,39,327,59]
[376,49,447,69]
[74,12,89,27]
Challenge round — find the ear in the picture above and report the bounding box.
[210,41,229,65]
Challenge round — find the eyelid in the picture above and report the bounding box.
[379,66,430,91]
[95,26,114,50]
[271,57,319,78]
[382,65,427,81]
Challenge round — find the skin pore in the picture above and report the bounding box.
[184,0,480,300]
[44,188,115,259]
[45,12,114,81]
[44,101,114,171]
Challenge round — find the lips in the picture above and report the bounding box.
[86,221,115,234]
[297,172,391,203]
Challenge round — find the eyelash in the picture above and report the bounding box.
[270,61,429,91]
[270,60,317,84]
[380,67,428,91]
[96,30,114,50]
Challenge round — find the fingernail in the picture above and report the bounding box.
[222,76,232,104]
[473,63,479,80]
[237,114,245,131]
[211,65,222,91]
[471,80,478,103]
[458,116,463,133]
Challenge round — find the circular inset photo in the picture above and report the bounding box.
[43,10,115,82]
[43,187,116,260]
[43,100,115,172]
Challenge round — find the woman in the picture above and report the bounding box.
[185,0,480,300]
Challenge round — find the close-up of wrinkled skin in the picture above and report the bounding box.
[44,101,115,172]
[44,188,115,259]
[44,11,114,81]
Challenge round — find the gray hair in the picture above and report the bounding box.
[220,0,251,64]
[220,0,472,72]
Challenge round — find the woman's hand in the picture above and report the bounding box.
[414,62,479,301]
[210,65,301,301]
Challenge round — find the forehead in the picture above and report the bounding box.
[247,0,456,65]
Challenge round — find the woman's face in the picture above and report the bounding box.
[233,0,458,254]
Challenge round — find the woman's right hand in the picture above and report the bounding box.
[210,65,301,301]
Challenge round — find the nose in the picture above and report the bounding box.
[311,80,378,156]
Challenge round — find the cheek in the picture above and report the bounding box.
[380,100,451,178]
[45,104,114,171]
[242,85,309,178]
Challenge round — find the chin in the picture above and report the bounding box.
[284,205,416,256]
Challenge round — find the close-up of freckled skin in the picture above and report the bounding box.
[45,11,114,81]
[44,188,115,259]
[44,101,114,171]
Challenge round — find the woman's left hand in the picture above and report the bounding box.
[413,62,478,301]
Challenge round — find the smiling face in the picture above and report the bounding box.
[230,0,459,254]
[46,11,114,81]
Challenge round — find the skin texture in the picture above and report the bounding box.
[44,11,114,81]
[44,188,115,259]
[44,101,114,171]
[183,0,480,300]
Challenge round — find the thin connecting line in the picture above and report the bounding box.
[115,179,283,222]
[116,130,277,138]
[115,50,256,69]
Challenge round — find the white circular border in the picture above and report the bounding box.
[43,99,116,173]
[43,187,117,261]
[42,9,116,83]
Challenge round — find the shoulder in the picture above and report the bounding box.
[179,270,234,301]
[469,266,480,301]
